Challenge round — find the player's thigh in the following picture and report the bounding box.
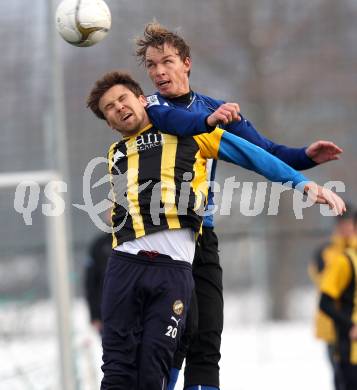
[101,254,145,326]
[137,267,194,389]
[101,256,144,389]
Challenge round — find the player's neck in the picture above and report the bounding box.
[121,122,152,139]
[165,90,193,105]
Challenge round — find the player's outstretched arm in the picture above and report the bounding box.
[148,95,343,168]
[195,129,346,215]
[223,114,342,170]
[197,129,309,187]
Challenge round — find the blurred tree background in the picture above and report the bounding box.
[1,0,356,320]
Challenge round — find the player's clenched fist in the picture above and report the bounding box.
[206,103,241,127]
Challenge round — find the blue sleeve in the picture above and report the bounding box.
[218,131,310,188]
[225,115,317,171]
[147,104,213,136]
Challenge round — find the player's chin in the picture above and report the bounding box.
[158,84,175,97]
[128,122,143,134]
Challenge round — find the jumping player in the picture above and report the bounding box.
[135,22,343,390]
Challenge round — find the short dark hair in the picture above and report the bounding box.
[136,22,191,66]
[87,71,144,120]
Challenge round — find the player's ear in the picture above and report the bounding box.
[183,56,192,74]
[139,95,148,108]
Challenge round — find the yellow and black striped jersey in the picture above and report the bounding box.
[320,247,357,363]
[309,236,357,343]
[309,238,345,343]
[108,123,224,248]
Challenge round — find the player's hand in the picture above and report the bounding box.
[349,324,357,340]
[306,141,343,164]
[303,182,346,215]
[207,103,241,127]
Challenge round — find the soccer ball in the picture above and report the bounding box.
[55,0,111,47]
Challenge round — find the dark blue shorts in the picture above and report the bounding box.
[101,250,194,390]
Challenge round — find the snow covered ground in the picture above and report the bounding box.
[0,296,333,390]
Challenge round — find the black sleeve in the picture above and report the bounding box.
[319,292,353,332]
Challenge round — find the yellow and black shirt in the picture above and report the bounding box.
[308,236,352,344]
[108,123,223,248]
[320,245,357,364]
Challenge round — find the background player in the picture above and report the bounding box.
[319,210,357,390]
[84,230,112,334]
[309,208,356,390]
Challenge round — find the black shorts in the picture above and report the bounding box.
[101,250,194,390]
